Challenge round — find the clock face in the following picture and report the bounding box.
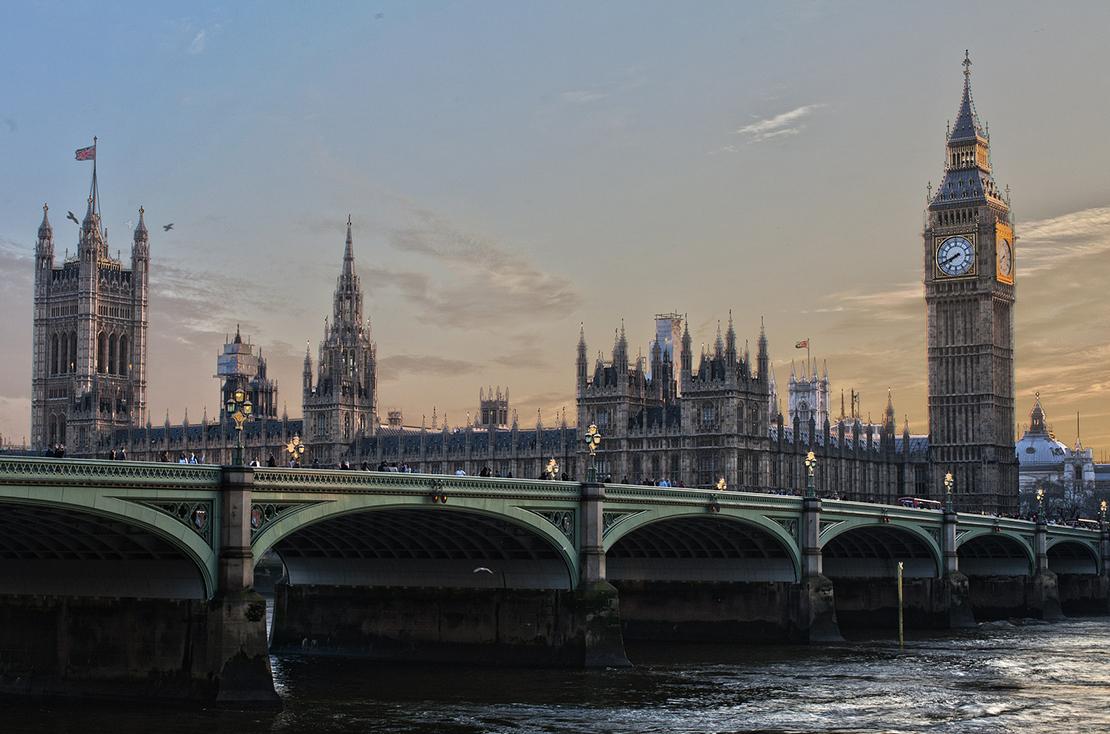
[936,236,975,277]
[998,238,1013,276]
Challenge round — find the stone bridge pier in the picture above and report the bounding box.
[0,465,277,708]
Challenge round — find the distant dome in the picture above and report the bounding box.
[1016,432,1068,465]
[1015,393,1068,465]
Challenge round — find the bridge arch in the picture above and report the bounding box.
[1046,538,1100,575]
[956,530,1034,576]
[0,496,216,599]
[603,508,801,583]
[820,520,942,578]
[252,496,579,589]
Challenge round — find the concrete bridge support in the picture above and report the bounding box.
[0,467,278,707]
[1029,520,1064,620]
[798,495,841,641]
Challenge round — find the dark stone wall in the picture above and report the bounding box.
[965,574,1066,620]
[613,580,808,642]
[967,575,1029,619]
[831,577,952,629]
[271,582,628,667]
[0,594,276,706]
[1057,574,1109,616]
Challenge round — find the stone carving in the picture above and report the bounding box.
[249,502,322,539]
[132,499,214,545]
[603,511,644,536]
[529,509,575,541]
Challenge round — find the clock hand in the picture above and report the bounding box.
[941,252,962,266]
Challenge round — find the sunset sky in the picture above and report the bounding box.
[2,2,1110,453]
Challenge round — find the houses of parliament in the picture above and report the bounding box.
[27,55,1020,513]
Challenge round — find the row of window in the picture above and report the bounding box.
[47,331,130,376]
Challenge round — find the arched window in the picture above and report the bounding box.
[60,333,69,375]
[69,332,77,373]
[118,335,129,376]
[97,332,107,373]
[58,417,66,444]
[108,334,118,375]
[50,334,59,375]
[48,415,57,444]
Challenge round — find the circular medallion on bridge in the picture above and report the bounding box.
[560,514,572,534]
[250,506,264,530]
[191,507,209,532]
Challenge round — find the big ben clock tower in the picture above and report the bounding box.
[925,52,1017,514]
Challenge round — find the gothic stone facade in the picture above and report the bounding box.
[31,172,149,455]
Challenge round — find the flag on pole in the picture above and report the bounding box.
[75,145,96,161]
[794,339,809,349]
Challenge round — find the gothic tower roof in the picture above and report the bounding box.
[949,51,988,143]
[931,51,1004,207]
[38,203,52,238]
[134,206,148,237]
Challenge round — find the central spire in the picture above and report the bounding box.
[342,213,355,276]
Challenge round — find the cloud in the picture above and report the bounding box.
[1018,206,1110,276]
[377,354,480,382]
[811,282,921,323]
[369,208,579,328]
[561,90,609,104]
[187,30,207,55]
[735,104,824,144]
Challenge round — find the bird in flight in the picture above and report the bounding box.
[163,223,174,232]
[66,211,79,225]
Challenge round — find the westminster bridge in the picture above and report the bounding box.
[0,457,1106,706]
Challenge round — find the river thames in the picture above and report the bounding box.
[7,617,1110,733]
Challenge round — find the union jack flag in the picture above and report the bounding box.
[74,145,96,161]
[795,339,809,349]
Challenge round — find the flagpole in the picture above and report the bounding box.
[807,338,811,376]
[92,136,98,215]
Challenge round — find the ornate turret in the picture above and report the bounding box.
[576,323,588,387]
[613,320,629,372]
[35,204,53,278]
[680,318,692,374]
[725,311,737,364]
[132,206,149,259]
[757,316,769,383]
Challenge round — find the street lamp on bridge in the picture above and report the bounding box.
[286,434,306,467]
[944,472,954,513]
[1035,485,1046,522]
[583,424,602,483]
[226,388,253,466]
[804,451,817,499]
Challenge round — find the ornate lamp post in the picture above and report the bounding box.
[944,472,955,513]
[1035,485,1046,520]
[545,458,560,479]
[583,424,602,483]
[804,450,817,499]
[286,434,306,467]
[1100,499,1107,525]
[226,387,253,466]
